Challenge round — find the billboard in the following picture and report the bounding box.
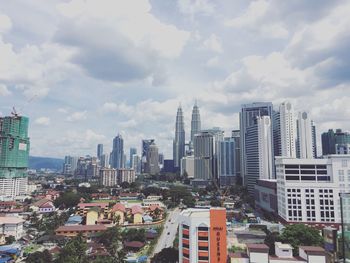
[340,193,350,262]
[323,227,337,252]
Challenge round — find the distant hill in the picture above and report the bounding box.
[29,156,63,170]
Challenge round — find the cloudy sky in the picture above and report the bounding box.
[0,0,349,159]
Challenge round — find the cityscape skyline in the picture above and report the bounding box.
[0,0,350,159]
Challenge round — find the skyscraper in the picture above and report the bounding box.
[0,114,30,199]
[129,147,137,168]
[311,120,317,158]
[141,139,154,173]
[146,142,160,175]
[110,134,124,169]
[173,105,185,170]
[231,130,241,180]
[279,101,296,158]
[322,129,350,155]
[194,128,223,184]
[240,102,274,194]
[131,154,141,174]
[296,111,313,159]
[219,137,236,186]
[190,101,201,148]
[63,156,79,175]
[97,144,103,160]
[257,116,274,180]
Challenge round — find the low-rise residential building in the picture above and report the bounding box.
[0,217,24,240]
[110,203,126,224]
[55,225,107,237]
[232,243,327,263]
[31,199,55,214]
[77,203,109,218]
[131,205,143,224]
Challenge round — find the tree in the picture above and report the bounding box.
[122,228,146,242]
[264,230,280,255]
[151,247,179,263]
[279,224,323,255]
[27,250,53,263]
[5,235,15,245]
[182,195,195,208]
[153,207,162,220]
[210,198,221,207]
[55,233,87,263]
[99,226,125,262]
[54,191,81,208]
[120,181,130,189]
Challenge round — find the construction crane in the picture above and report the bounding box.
[11,94,38,117]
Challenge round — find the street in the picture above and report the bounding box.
[153,207,181,255]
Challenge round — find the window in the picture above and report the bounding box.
[339,170,345,175]
[342,160,348,167]
[198,226,208,231]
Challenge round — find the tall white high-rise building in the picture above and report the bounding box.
[257,116,274,180]
[279,101,296,158]
[297,111,313,159]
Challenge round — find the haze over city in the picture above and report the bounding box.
[0,0,349,159]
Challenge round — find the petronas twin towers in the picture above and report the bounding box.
[173,102,201,169]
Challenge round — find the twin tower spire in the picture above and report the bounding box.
[173,102,201,169]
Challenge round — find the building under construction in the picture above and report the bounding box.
[0,114,30,199]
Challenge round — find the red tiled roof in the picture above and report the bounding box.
[299,246,325,255]
[0,201,16,206]
[228,252,249,258]
[148,205,162,211]
[124,241,145,248]
[56,225,107,232]
[111,203,126,212]
[40,202,55,209]
[247,243,269,253]
[78,203,109,209]
[32,198,51,207]
[131,205,143,215]
[119,193,139,197]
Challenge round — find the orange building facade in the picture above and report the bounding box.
[179,208,227,263]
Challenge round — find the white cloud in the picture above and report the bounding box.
[201,34,223,53]
[56,0,190,83]
[0,84,11,96]
[57,108,68,114]
[205,56,219,67]
[35,116,50,126]
[225,0,288,39]
[177,0,215,16]
[225,0,269,28]
[0,14,12,33]
[66,111,87,122]
[0,39,76,98]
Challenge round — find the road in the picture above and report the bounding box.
[153,208,181,255]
